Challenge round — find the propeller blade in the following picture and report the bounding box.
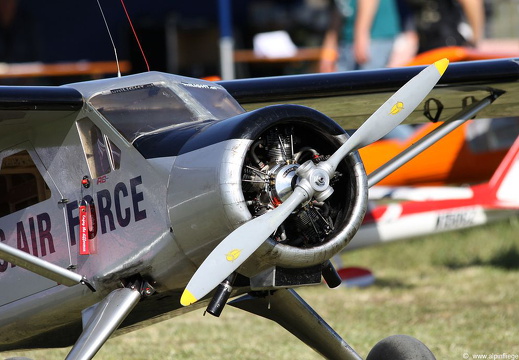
[325,58,449,172]
[181,187,308,306]
[181,58,449,307]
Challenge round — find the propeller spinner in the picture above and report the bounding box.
[181,58,449,306]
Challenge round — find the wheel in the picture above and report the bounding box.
[366,334,436,360]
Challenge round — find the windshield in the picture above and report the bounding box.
[89,79,244,143]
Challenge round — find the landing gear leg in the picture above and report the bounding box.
[229,288,362,360]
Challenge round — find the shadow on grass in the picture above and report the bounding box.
[443,246,519,270]
[372,277,415,289]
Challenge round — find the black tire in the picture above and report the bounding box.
[366,334,436,360]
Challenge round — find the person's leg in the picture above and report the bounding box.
[357,38,395,70]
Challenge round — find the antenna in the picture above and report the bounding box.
[96,0,121,77]
[120,0,150,72]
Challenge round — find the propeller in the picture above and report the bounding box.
[180,58,449,306]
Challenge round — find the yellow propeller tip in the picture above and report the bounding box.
[434,58,449,76]
[180,289,198,306]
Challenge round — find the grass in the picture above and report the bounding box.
[3,219,519,359]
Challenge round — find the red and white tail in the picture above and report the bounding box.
[485,135,519,205]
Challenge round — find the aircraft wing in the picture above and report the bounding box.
[0,86,83,143]
[0,59,517,133]
[219,58,519,129]
[0,86,82,112]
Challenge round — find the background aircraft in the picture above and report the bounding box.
[360,117,519,186]
[351,133,519,249]
[0,58,518,360]
[331,132,519,287]
[361,43,519,187]
[405,44,519,67]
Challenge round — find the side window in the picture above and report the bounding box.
[0,150,51,217]
[77,118,121,178]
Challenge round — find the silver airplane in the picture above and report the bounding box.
[0,57,518,360]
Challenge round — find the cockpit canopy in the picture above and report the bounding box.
[89,76,244,143]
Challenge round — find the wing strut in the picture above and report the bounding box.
[368,94,498,187]
[0,242,95,291]
[230,289,362,360]
[66,282,143,360]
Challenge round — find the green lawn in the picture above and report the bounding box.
[3,219,519,359]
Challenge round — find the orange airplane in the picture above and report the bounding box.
[406,44,519,66]
[361,45,519,186]
[359,118,519,186]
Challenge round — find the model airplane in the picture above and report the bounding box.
[350,132,519,250]
[1,57,519,360]
[405,44,519,67]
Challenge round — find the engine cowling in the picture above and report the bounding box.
[138,104,367,284]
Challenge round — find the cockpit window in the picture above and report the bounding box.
[178,81,244,120]
[77,118,121,179]
[90,84,194,142]
[88,81,244,143]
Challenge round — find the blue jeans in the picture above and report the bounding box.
[337,38,395,71]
